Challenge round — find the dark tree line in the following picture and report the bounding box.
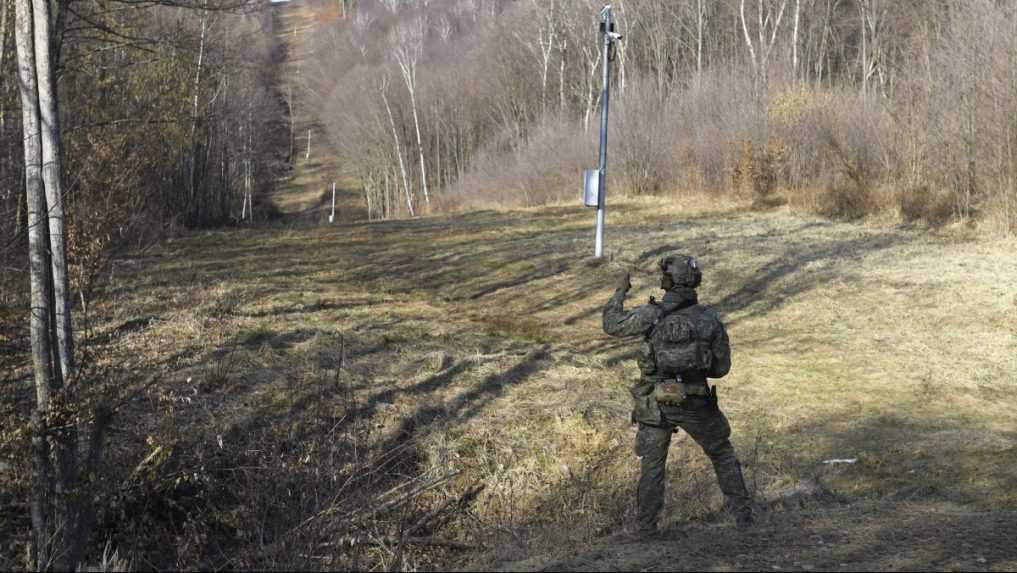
[1,0,285,569]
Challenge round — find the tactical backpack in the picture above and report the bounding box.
[640,304,721,377]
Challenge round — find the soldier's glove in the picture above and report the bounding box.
[615,271,632,293]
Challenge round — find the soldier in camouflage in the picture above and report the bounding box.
[603,254,753,535]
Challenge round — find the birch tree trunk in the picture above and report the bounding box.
[381,77,413,216]
[696,0,707,82]
[739,0,787,95]
[395,21,428,206]
[523,0,555,119]
[30,0,72,382]
[557,33,567,116]
[188,0,209,217]
[792,0,800,82]
[1,0,9,78]
[15,2,56,568]
[287,81,294,163]
[15,0,81,567]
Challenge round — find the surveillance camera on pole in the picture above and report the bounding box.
[583,5,622,258]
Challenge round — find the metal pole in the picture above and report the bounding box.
[595,5,613,258]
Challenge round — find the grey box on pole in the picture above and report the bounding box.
[584,169,600,207]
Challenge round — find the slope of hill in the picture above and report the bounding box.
[266,0,365,222]
[81,195,1017,570]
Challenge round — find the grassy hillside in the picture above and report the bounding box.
[45,196,1013,570]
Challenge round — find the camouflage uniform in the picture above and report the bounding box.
[603,263,751,533]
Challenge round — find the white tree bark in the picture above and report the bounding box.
[15,5,56,566]
[578,18,602,134]
[15,0,81,567]
[394,19,429,205]
[739,0,788,94]
[32,0,72,381]
[1,0,9,82]
[696,0,708,81]
[522,0,555,118]
[858,0,884,99]
[557,32,567,115]
[188,0,209,209]
[381,75,414,217]
[615,0,628,93]
[792,0,800,81]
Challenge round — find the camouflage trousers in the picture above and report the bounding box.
[634,397,750,531]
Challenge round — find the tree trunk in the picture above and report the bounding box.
[188,0,209,218]
[1,0,10,75]
[15,2,56,569]
[381,81,413,216]
[33,0,72,382]
[739,0,760,90]
[792,0,800,81]
[15,0,79,568]
[408,87,428,205]
[558,35,566,115]
[859,1,867,98]
[696,0,706,81]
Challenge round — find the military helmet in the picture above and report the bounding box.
[659,254,702,288]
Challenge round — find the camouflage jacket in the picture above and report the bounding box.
[602,286,731,425]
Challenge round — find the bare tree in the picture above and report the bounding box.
[393,17,429,206]
[568,6,602,133]
[696,0,710,81]
[1,0,9,77]
[858,0,886,99]
[791,0,800,81]
[380,74,414,216]
[517,0,556,118]
[14,0,84,567]
[739,0,788,94]
[33,0,72,381]
[188,0,210,213]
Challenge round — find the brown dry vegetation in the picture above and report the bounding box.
[3,195,1014,570]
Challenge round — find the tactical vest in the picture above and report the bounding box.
[638,304,719,379]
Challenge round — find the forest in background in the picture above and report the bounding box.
[304,0,1017,233]
[0,0,282,313]
[0,0,284,569]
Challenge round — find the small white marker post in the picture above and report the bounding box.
[329,181,336,223]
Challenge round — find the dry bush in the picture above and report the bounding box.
[450,118,595,210]
[677,68,766,195]
[611,80,681,196]
[898,184,955,226]
[731,140,788,206]
[811,96,891,220]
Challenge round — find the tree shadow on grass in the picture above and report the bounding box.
[373,346,552,454]
[572,223,917,368]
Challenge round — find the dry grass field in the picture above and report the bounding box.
[40,194,1012,570]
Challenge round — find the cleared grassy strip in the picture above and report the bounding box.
[85,198,1017,568]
